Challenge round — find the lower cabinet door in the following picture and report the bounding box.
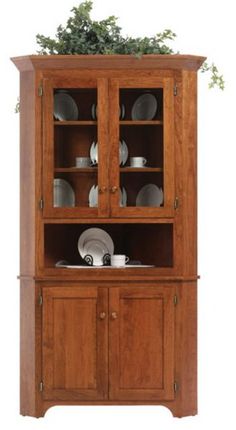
[109,285,175,401]
[42,285,108,401]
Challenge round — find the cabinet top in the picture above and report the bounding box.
[11,54,206,72]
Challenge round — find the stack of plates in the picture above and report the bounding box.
[53,179,75,207]
[131,93,157,120]
[136,184,163,207]
[89,185,127,207]
[91,103,125,120]
[54,92,79,121]
[78,228,114,266]
[90,140,128,166]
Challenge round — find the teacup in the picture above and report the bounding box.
[75,157,93,168]
[130,156,147,168]
[110,254,129,267]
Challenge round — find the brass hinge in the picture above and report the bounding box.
[174,295,178,306]
[39,198,44,210]
[174,84,178,96]
[38,85,43,97]
[174,381,179,393]
[174,196,179,210]
[39,381,43,392]
[39,295,43,306]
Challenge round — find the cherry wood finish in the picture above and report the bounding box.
[12,55,205,418]
[109,286,175,401]
[42,286,108,400]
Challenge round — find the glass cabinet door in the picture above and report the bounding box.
[109,78,174,217]
[42,77,109,217]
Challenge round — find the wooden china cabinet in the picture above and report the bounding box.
[12,54,205,418]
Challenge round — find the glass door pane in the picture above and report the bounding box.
[43,78,108,217]
[109,78,174,217]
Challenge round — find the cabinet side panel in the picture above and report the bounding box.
[20,71,35,276]
[182,71,197,276]
[174,282,197,416]
[20,280,42,417]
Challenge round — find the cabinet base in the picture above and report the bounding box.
[20,400,197,419]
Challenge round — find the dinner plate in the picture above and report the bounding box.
[78,228,114,266]
[136,184,163,207]
[54,93,79,121]
[89,184,98,207]
[90,142,98,164]
[83,239,110,266]
[122,187,127,206]
[53,178,75,207]
[121,140,128,165]
[131,93,157,120]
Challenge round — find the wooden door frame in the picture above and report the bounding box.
[42,76,109,218]
[109,77,175,218]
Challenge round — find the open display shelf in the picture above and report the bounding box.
[12,54,205,418]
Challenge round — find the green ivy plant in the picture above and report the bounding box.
[35,1,224,91]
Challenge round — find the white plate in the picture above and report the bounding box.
[121,140,128,165]
[53,179,75,207]
[89,184,98,207]
[136,184,163,207]
[122,187,127,206]
[131,93,157,120]
[54,93,79,121]
[83,239,110,266]
[78,228,114,266]
[90,141,98,164]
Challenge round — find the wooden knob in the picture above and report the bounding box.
[110,186,118,194]
[99,312,106,320]
[98,186,107,194]
[111,311,118,320]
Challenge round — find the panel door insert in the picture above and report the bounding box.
[42,286,108,400]
[109,285,175,400]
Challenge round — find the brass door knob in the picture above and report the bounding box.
[99,312,106,320]
[110,186,118,194]
[111,311,118,320]
[98,186,107,194]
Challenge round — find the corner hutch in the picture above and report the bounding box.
[12,54,205,418]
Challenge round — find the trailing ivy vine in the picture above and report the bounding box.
[35,1,224,90]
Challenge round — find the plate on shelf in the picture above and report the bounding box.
[131,93,157,120]
[89,184,98,207]
[54,93,79,121]
[53,178,75,207]
[136,184,163,207]
[78,228,114,266]
[90,142,98,164]
[120,140,128,165]
[91,103,125,120]
[83,239,110,266]
[120,187,127,207]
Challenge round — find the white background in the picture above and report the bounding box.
[0,0,236,428]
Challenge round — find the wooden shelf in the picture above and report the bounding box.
[120,120,163,125]
[55,167,98,173]
[54,121,97,126]
[120,167,163,172]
